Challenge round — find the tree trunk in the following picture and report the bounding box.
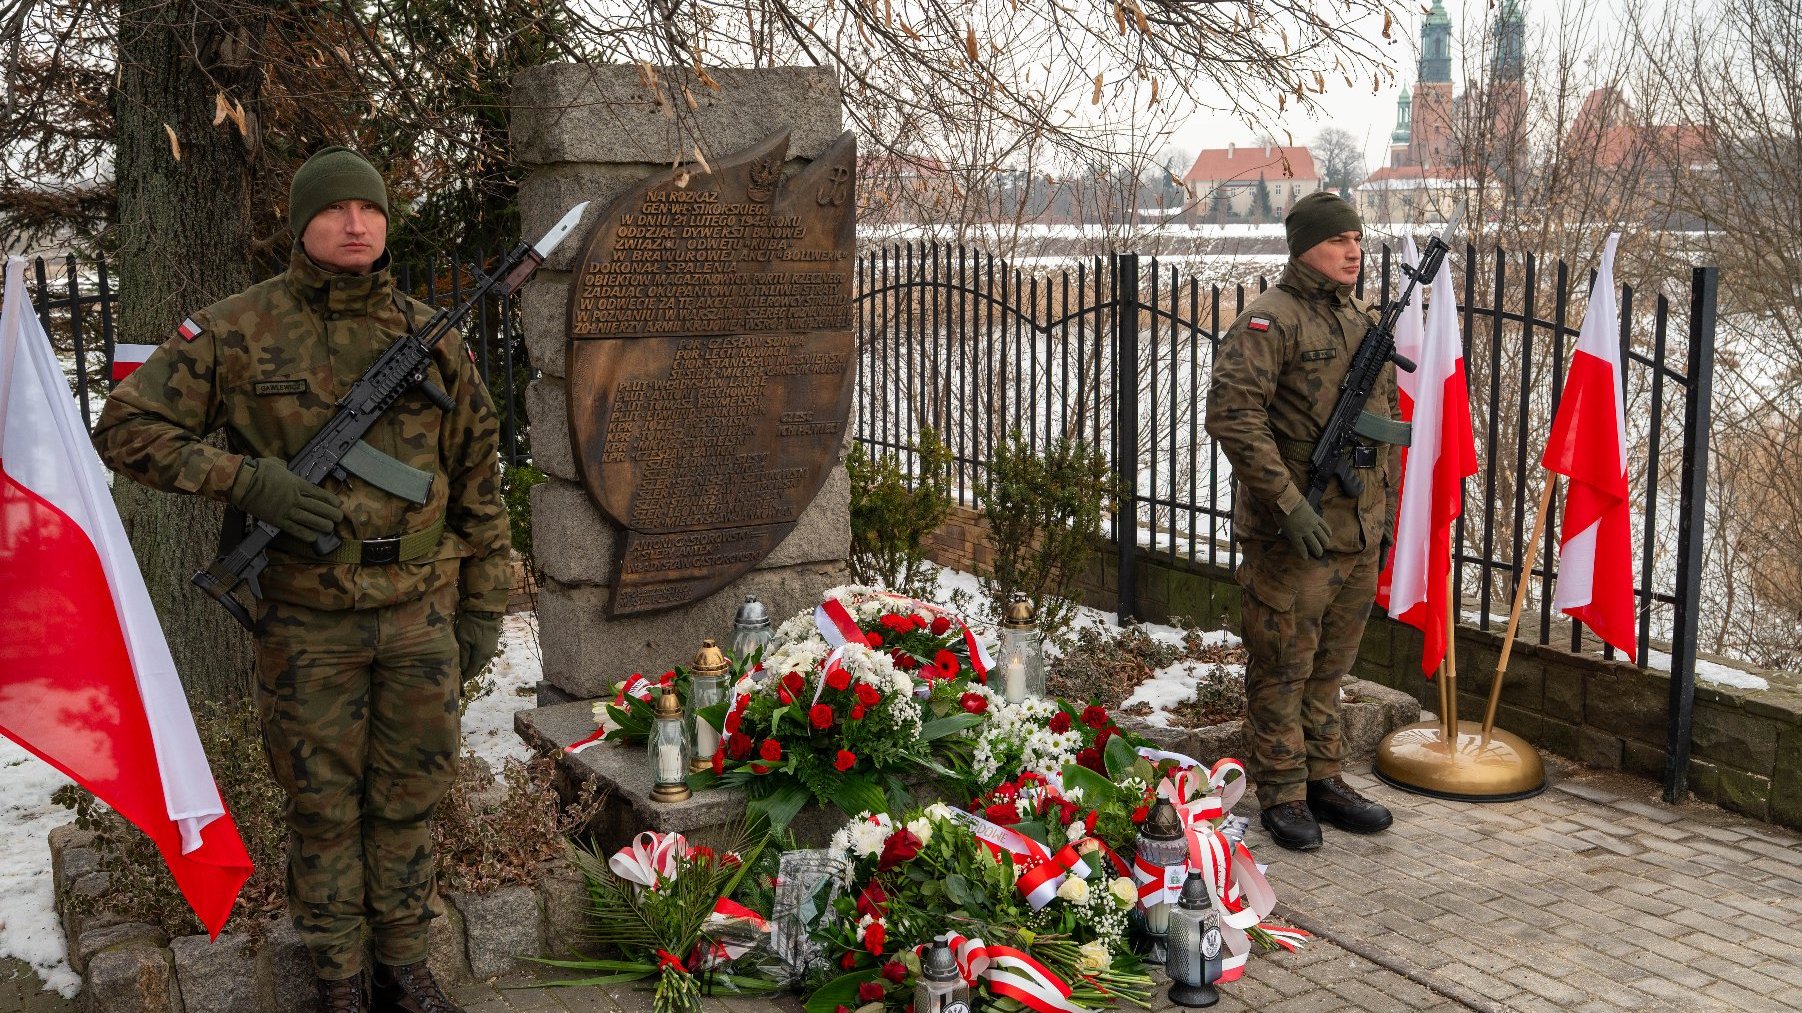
[111,0,264,703]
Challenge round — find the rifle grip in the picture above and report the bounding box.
[1392,350,1417,372]
[419,380,455,412]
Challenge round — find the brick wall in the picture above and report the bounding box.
[924,505,1802,830]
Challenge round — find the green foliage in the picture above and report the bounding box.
[503,463,546,569]
[1254,173,1274,221]
[847,430,953,596]
[976,432,1113,635]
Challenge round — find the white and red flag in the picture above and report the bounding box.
[0,259,251,937]
[1377,238,1478,674]
[1542,233,1635,656]
[111,343,157,382]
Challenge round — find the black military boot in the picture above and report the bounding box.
[372,960,465,1013]
[1259,800,1323,851]
[1307,775,1394,833]
[317,971,368,1013]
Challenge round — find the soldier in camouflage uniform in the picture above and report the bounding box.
[1205,192,1402,852]
[93,147,508,1013]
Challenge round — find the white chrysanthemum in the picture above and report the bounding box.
[851,820,889,858]
[1063,785,1085,804]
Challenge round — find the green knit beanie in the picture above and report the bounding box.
[288,146,389,236]
[1284,191,1363,258]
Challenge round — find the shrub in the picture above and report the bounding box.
[502,462,547,572]
[976,433,1113,633]
[846,430,953,597]
[55,698,602,938]
[1048,620,1248,727]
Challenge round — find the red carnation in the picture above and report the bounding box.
[960,692,989,715]
[1049,712,1072,734]
[810,703,835,730]
[1019,771,1042,785]
[880,613,911,633]
[878,829,923,871]
[711,748,724,776]
[856,683,882,707]
[894,652,918,672]
[856,882,888,919]
[851,705,867,721]
[751,763,770,775]
[930,615,952,636]
[1131,804,1149,824]
[837,1005,852,1013]
[839,955,856,970]
[983,801,1020,825]
[777,686,794,705]
[1095,726,1116,750]
[865,631,885,649]
[1084,810,1098,833]
[728,736,752,761]
[659,670,677,686]
[725,709,743,734]
[759,738,783,763]
[859,981,886,1001]
[827,666,851,691]
[882,961,908,984]
[934,649,960,678]
[863,923,886,956]
[783,671,806,695]
[1076,747,1104,773]
[1081,705,1110,729]
[835,749,857,772]
[1057,799,1078,823]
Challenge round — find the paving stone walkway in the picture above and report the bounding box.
[8,756,1801,1012]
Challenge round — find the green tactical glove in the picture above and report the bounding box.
[229,457,344,540]
[1381,511,1395,560]
[455,610,504,682]
[1278,500,1332,560]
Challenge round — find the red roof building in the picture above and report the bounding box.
[1181,144,1323,222]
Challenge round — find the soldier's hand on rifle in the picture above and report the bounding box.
[229,457,345,540]
[1279,501,1332,560]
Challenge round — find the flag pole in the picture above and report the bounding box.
[1444,561,1459,740]
[1482,477,1558,740]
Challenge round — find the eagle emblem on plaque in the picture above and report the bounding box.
[564,130,857,615]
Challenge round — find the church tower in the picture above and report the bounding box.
[1409,0,1457,168]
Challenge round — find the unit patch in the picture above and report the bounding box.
[1247,316,1271,332]
[176,317,204,341]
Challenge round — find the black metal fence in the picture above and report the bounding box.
[19,251,534,466]
[853,241,1717,800]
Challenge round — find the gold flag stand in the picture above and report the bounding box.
[1374,481,1552,801]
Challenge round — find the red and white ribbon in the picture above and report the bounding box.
[946,807,1089,910]
[568,674,659,754]
[699,897,770,966]
[608,831,690,889]
[814,592,995,680]
[922,934,1081,1013]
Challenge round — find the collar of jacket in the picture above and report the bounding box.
[1279,257,1357,308]
[284,243,397,316]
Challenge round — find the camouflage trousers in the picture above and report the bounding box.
[1236,540,1379,806]
[253,585,461,980]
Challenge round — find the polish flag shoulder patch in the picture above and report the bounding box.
[176,317,204,342]
[1247,316,1271,332]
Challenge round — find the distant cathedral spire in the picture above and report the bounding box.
[1490,0,1525,82]
[1421,0,1453,83]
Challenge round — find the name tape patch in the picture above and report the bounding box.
[1247,316,1271,332]
[1300,347,1338,362]
[254,379,308,396]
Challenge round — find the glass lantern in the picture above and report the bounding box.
[998,593,1044,705]
[1134,798,1188,962]
[914,936,972,1013]
[1165,870,1222,1007]
[647,688,692,803]
[730,595,773,667]
[688,639,729,773]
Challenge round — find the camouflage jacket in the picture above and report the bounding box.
[1205,258,1400,555]
[92,245,511,613]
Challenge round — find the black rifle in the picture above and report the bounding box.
[1304,206,1464,510]
[193,203,589,630]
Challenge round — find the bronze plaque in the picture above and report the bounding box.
[566,130,857,615]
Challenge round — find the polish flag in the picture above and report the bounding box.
[111,342,158,382]
[0,259,251,937]
[1543,233,1635,656]
[1377,238,1478,674]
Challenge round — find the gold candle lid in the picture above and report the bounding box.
[653,688,683,718]
[692,638,730,677]
[1002,594,1037,630]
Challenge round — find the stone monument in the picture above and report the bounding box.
[511,64,853,703]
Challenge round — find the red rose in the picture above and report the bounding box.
[863,923,886,956]
[827,666,851,691]
[893,651,918,671]
[881,961,908,984]
[983,801,1020,825]
[777,686,794,705]
[960,692,989,715]
[1131,804,1149,824]
[934,649,960,678]
[1056,799,1078,823]
[711,748,724,776]
[759,738,783,763]
[810,703,834,730]
[728,736,752,761]
[877,829,923,870]
[859,980,886,1001]
[1081,705,1110,729]
[856,684,882,707]
[865,632,884,649]
[724,710,742,734]
[851,705,867,721]
[1049,712,1072,734]
[930,615,952,636]
[1076,747,1103,773]
[856,882,888,919]
[783,671,806,695]
[835,749,857,772]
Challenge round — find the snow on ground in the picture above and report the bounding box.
[0,737,80,998]
[1644,647,1771,692]
[0,612,548,1001]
